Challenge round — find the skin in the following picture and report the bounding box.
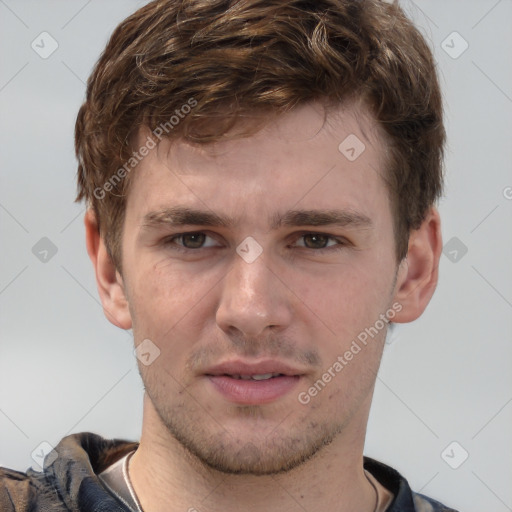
[85,100,442,512]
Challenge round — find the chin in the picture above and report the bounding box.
[164,414,341,476]
[145,380,354,476]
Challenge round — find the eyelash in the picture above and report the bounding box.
[162,231,350,253]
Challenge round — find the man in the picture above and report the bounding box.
[0,0,459,510]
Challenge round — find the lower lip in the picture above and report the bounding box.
[207,375,301,404]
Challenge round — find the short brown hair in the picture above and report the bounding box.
[75,0,445,272]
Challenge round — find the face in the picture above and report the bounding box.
[117,101,403,475]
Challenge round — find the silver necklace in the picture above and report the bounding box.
[123,450,144,512]
[124,454,378,512]
[365,470,380,512]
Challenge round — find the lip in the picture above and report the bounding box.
[204,360,305,377]
[204,359,305,405]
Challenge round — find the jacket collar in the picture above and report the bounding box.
[44,431,138,511]
[43,432,417,511]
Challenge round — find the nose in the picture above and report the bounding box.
[215,250,293,338]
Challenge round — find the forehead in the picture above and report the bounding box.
[125,100,390,226]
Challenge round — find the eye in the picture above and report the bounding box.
[164,232,220,250]
[162,231,349,253]
[293,233,348,251]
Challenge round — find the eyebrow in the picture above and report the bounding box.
[140,206,373,231]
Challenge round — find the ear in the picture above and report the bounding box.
[392,207,442,323]
[84,209,132,329]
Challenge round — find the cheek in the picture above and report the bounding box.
[286,253,394,342]
[127,256,219,349]
[127,257,239,362]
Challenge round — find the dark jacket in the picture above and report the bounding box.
[0,432,459,511]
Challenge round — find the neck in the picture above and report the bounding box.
[129,393,376,512]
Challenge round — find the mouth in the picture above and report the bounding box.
[214,372,286,381]
[204,361,304,404]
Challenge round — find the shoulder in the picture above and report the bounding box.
[363,456,461,512]
[0,465,66,512]
[0,466,38,512]
[412,491,460,512]
[0,432,138,512]
[0,467,28,512]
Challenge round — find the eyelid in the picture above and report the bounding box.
[162,230,351,252]
[290,231,351,250]
[164,231,222,249]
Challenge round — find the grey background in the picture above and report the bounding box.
[1,1,511,511]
